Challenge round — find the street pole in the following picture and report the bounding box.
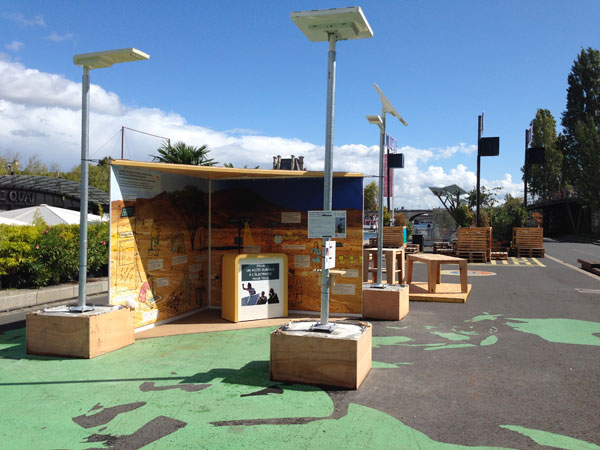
[386,136,391,214]
[476,113,483,227]
[74,66,93,312]
[319,32,336,328]
[375,113,386,288]
[524,128,531,207]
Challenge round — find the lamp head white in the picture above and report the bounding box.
[291,7,373,42]
[73,48,149,69]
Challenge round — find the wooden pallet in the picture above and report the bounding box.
[516,248,545,258]
[456,227,491,262]
[512,228,544,258]
[491,251,508,260]
[404,244,419,254]
[455,250,487,263]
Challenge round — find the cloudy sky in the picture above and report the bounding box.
[1,1,598,209]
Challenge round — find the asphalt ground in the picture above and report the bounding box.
[0,241,598,449]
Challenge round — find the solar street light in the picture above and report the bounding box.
[291,7,372,331]
[368,84,407,288]
[72,48,149,313]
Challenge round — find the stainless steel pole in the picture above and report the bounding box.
[374,112,386,288]
[74,66,93,312]
[319,33,337,327]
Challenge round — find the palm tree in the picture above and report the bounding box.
[151,141,216,166]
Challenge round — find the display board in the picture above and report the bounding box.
[222,254,287,322]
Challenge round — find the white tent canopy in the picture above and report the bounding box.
[0,216,28,225]
[0,204,103,226]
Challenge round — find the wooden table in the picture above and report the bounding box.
[363,247,405,285]
[406,253,468,293]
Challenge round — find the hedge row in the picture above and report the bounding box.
[0,222,109,289]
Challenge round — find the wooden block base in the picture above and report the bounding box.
[362,284,409,321]
[408,282,472,303]
[270,321,372,389]
[26,306,135,359]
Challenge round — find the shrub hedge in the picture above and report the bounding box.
[0,222,109,289]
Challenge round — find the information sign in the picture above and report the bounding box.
[308,211,347,238]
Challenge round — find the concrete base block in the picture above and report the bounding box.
[270,321,372,389]
[27,306,134,359]
[362,284,409,321]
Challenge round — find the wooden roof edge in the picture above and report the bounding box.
[111,159,363,179]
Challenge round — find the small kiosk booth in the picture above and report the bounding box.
[108,160,365,330]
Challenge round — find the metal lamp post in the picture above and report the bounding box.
[367,84,407,288]
[71,48,149,313]
[291,7,373,330]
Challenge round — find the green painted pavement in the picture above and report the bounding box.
[500,426,600,450]
[1,318,599,449]
[505,318,600,346]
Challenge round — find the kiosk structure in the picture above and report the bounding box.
[108,160,364,330]
[222,253,288,323]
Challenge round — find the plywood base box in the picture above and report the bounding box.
[408,282,472,303]
[270,321,372,389]
[362,284,409,321]
[27,306,135,359]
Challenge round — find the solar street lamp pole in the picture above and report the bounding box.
[476,113,483,227]
[75,65,93,312]
[72,48,149,313]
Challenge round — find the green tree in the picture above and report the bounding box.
[152,141,216,166]
[62,158,111,193]
[560,47,600,204]
[522,109,561,200]
[490,194,528,242]
[363,181,378,211]
[455,204,473,228]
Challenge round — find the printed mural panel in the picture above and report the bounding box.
[110,163,364,328]
[209,178,363,315]
[110,166,210,328]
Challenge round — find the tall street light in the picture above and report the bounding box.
[291,7,372,331]
[72,48,149,313]
[367,83,407,288]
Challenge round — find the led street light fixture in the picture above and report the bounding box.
[291,7,373,42]
[73,48,149,69]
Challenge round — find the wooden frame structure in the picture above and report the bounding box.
[512,227,544,257]
[455,227,491,262]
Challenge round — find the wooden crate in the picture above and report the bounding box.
[367,227,406,248]
[27,307,135,359]
[270,321,372,389]
[512,227,544,258]
[491,251,508,260]
[362,285,409,321]
[456,227,491,262]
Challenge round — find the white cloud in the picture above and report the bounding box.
[2,13,45,26]
[4,41,23,52]
[46,32,74,42]
[0,59,522,209]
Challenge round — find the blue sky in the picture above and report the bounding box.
[1,1,599,208]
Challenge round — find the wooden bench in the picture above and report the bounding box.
[577,259,600,276]
[455,227,491,262]
[512,227,544,258]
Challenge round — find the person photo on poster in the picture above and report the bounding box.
[335,216,346,235]
[268,288,279,304]
[257,291,268,304]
